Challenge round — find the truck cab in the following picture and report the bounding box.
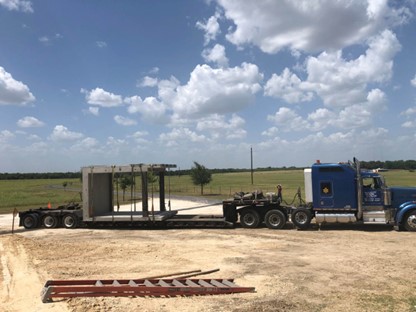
[294,158,416,231]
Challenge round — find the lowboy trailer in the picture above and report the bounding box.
[19,158,416,231]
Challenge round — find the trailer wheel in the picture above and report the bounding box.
[42,215,59,228]
[403,210,416,232]
[264,210,286,229]
[62,214,78,229]
[22,213,39,229]
[240,209,260,228]
[291,208,312,230]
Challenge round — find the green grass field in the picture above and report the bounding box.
[0,169,414,214]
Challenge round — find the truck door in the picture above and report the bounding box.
[362,177,383,207]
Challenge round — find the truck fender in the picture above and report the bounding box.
[396,202,416,224]
[399,201,415,209]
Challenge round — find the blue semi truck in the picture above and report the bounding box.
[19,158,416,231]
[223,158,416,231]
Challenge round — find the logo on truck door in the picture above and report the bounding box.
[321,182,332,196]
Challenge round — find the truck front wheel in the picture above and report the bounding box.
[291,208,312,230]
[264,210,286,229]
[240,209,260,228]
[403,210,416,232]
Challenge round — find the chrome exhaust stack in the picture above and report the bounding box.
[354,157,363,220]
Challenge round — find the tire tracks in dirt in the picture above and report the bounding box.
[0,235,69,312]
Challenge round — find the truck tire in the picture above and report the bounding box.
[42,215,59,228]
[264,209,286,229]
[22,213,39,229]
[62,214,78,229]
[240,209,260,228]
[291,208,312,230]
[403,210,416,232]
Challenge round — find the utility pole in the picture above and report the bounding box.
[250,146,254,185]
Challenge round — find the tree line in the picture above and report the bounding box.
[360,160,416,170]
[1,159,415,181]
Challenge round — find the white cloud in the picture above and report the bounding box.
[0,67,35,105]
[196,12,221,45]
[0,130,14,142]
[149,67,159,74]
[114,115,137,126]
[402,121,415,128]
[264,68,313,103]
[305,30,400,108]
[138,76,159,87]
[88,106,99,116]
[38,33,63,45]
[267,107,308,132]
[17,116,44,128]
[50,125,84,141]
[196,113,246,139]
[128,131,149,144]
[70,137,99,151]
[125,95,167,123]
[401,107,416,116]
[202,44,229,67]
[217,0,411,53]
[96,41,107,48]
[0,0,33,13]
[411,74,416,87]
[307,108,336,131]
[171,63,262,118]
[159,128,206,147]
[81,87,123,107]
[261,126,279,137]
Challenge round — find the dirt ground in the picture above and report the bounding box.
[1,199,416,312]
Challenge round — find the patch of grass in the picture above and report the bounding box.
[409,297,416,312]
[0,179,82,214]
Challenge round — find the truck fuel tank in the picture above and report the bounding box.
[315,213,356,224]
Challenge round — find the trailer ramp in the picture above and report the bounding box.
[41,278,255,302]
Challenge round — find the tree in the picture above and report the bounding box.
[62,181,68,191]
[119,176,135,201]
[190,161,212,195]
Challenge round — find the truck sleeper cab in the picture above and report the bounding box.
[295,158,416,231]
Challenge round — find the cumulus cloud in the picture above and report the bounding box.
[411,74,416,87]
[0,130,14,142]
[202,44,229,67]
[125,95,167,123]
[139,76,159,87]
[96,41,107,48]
[0,67,35,105]
[159,128,206,147]
[264,68,313,103]
[217,0,411,53]
[88,106,99,116]
[128,131,149,144]
[0,0,33,13]
[38,33,63,45]
[171,63,262,118]
[196,12,221,45]
[196,113,246,139]
[264,30,399,131]
[17,116,44,128]
[267,107,308,132]
[81,87,123,107]
[50,125,84,141]
[114,115,137,126]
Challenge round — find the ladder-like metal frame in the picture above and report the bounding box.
[41,278,255,302]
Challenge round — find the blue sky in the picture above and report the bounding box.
[1,0,416,172]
